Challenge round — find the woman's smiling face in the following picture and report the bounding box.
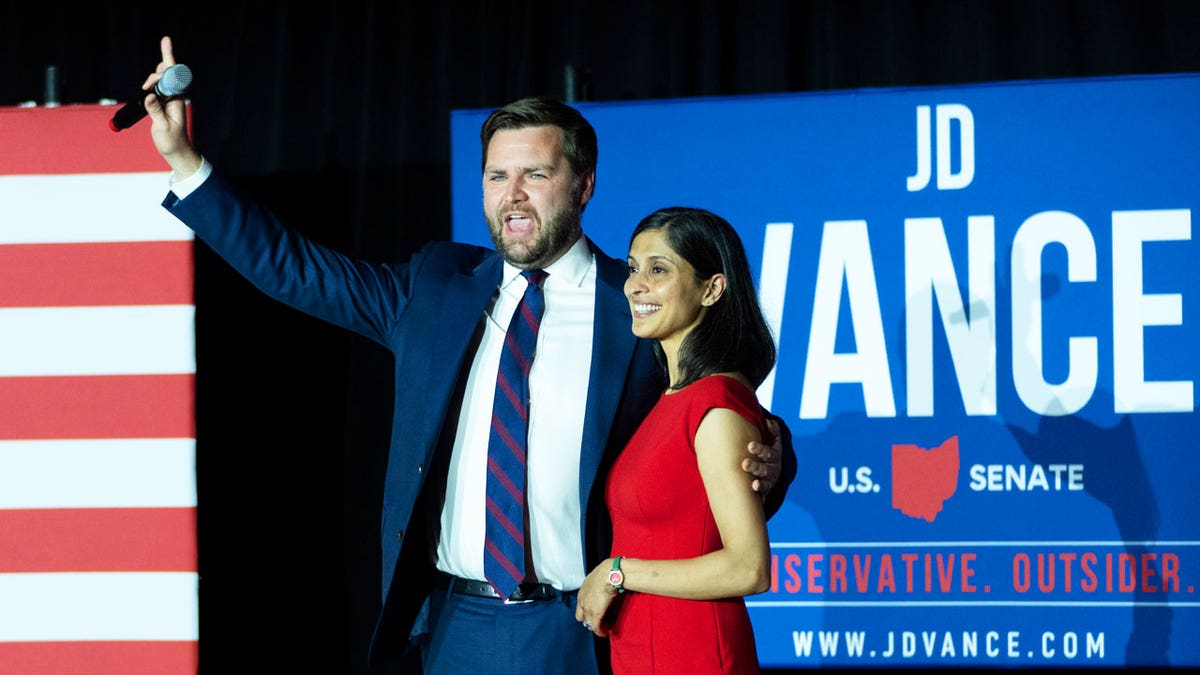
[624,227,713,351]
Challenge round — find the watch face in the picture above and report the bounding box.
[609,570,623,585]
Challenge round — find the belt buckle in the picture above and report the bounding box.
[505,583,550,604]
[504,585,535,604]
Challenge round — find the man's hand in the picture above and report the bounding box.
[743,416,782,497]
[142,36,202,179]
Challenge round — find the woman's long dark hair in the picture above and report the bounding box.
[630,207,777,390]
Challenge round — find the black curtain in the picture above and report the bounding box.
[3,1,1198,672]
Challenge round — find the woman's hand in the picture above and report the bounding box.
[574,558,620,637]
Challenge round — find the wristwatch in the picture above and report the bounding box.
[608,556,625,593]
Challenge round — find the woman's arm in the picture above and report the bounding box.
[575,407,771,633]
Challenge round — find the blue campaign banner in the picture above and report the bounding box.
[450,73,1199,668]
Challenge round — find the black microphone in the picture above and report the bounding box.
[109,63,193,132]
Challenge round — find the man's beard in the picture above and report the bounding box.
[487,199,583,269]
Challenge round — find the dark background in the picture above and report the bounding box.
[3,1,1198,672]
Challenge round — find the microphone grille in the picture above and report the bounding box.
[156,64,193,98]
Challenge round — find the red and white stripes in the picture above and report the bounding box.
[0,105,198,674]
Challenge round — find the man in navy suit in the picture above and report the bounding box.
[143,36,795,675]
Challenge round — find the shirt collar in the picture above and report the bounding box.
[500,236,594,291]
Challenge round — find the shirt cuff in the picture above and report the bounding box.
[169,157,212,199]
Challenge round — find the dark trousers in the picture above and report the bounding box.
[422,579,600,675]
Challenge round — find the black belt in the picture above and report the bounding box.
[436,573,562,602]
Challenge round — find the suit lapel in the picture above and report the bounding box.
[423,254,503,456]
[578,241,638,508]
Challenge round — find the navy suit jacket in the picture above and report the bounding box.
[164,172,794,671]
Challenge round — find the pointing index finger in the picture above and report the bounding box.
[141,36,178,92]
[160,36,176,68]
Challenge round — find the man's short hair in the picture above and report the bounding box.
[480,96,598,181]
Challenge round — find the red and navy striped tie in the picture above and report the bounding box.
[484,269,547,599]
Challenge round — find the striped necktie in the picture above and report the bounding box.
[484,269,547,599]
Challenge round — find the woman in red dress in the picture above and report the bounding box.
[576,207,778,674]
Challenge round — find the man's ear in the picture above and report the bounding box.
[577,170,596,209]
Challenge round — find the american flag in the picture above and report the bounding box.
[0,104,198,674]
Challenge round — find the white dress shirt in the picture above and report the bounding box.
[436,236,596,590]
[168,157,212,198]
